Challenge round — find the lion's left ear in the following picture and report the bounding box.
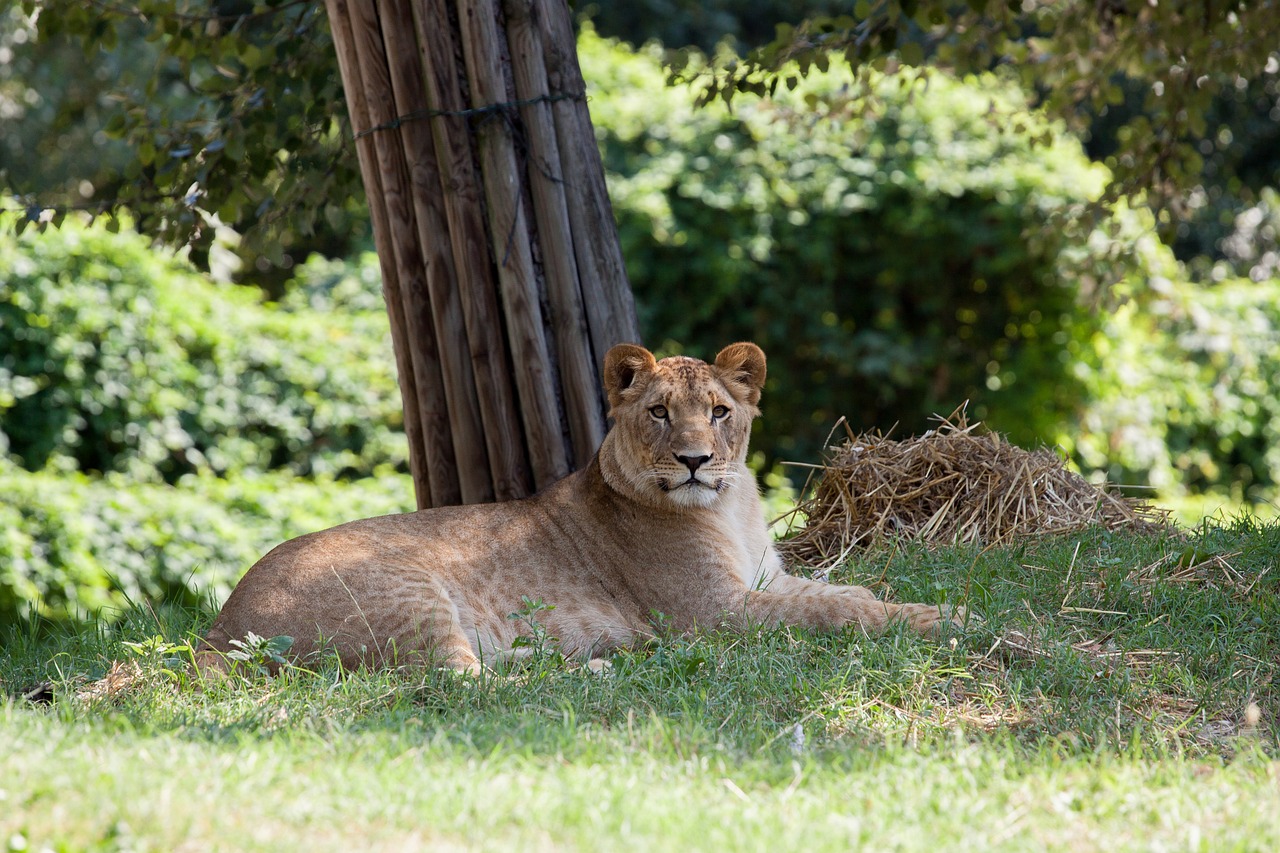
[714,342,767,406]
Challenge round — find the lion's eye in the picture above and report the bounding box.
[649,405,668,420]
[712,405,729,420]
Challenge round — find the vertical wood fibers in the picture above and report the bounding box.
[324,0,433,507]
[328,0,640,507]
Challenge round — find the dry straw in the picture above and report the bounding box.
[777,408,1169,570]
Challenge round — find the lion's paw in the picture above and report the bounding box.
[900,602,970,636]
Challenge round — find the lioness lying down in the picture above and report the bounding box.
[199,342,960,674]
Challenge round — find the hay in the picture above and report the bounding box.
[777,409,1169,570]
[76,659,145,703]
[1127,550,1268,602]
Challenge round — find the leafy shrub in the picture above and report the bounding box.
[1070,276,1280,500]
[1217,188,1280,282]
[580,30,1172,462]
[0,460,414,625]
[0,222,405,481]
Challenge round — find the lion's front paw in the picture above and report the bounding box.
[900,602,969,636]
[585,658,613,675]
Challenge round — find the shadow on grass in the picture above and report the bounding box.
[3,521,1276,762]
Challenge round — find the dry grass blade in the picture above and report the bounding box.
[1127,550,1266,601]
[779,407,1170,570]
[76,660,145,703]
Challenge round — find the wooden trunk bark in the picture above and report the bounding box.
[324,0,639,508]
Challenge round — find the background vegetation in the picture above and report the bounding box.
[0,233,412,623]
[0,224,403,482]
[590,33,1140,458]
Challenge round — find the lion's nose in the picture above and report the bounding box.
[675,453,712,473]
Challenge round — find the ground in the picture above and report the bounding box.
[2,520,1278,851]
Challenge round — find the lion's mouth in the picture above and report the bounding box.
[660,475,721,492]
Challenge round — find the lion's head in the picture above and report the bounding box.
[599,342,767,509]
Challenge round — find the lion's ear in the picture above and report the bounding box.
[603,343,657,408]
[714,342,767,406]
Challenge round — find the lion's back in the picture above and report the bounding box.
[199,479,639,667]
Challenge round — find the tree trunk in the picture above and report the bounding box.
[323,0,640,508]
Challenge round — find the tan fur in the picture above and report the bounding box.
[198,343,960,675]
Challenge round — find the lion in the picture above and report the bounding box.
[197,342,960,675]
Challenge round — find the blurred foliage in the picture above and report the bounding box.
[0,461,412,624]
[0,2,368,291]
[1083,71,1280,271]
[581,30,1169,461]
[1183,71,1280,265]
[1214,188,1280,283]
[586,0,847,52]
[1073,275,1280,502]
[670,0,1280,231]
[0,217,405,482]
[2,1,1276,283]
[0,7,137,217]
[0,215,414,627]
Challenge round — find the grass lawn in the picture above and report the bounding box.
[3,518,1278,851]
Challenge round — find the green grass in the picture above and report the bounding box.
[3,519,1278,851]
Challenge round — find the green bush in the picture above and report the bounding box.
[0,222,405,482]
[1070,275,1280,500]
[580,30,1170,462]
[0,459,414,624]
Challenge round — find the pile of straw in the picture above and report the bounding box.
[777,411,1168,569]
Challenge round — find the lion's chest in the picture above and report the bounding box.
[595,502,782,630]
[719,484,785,590]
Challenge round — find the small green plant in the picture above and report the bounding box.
[121,634,194,682]
[224,632,294,677]
[508,597,561,664]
